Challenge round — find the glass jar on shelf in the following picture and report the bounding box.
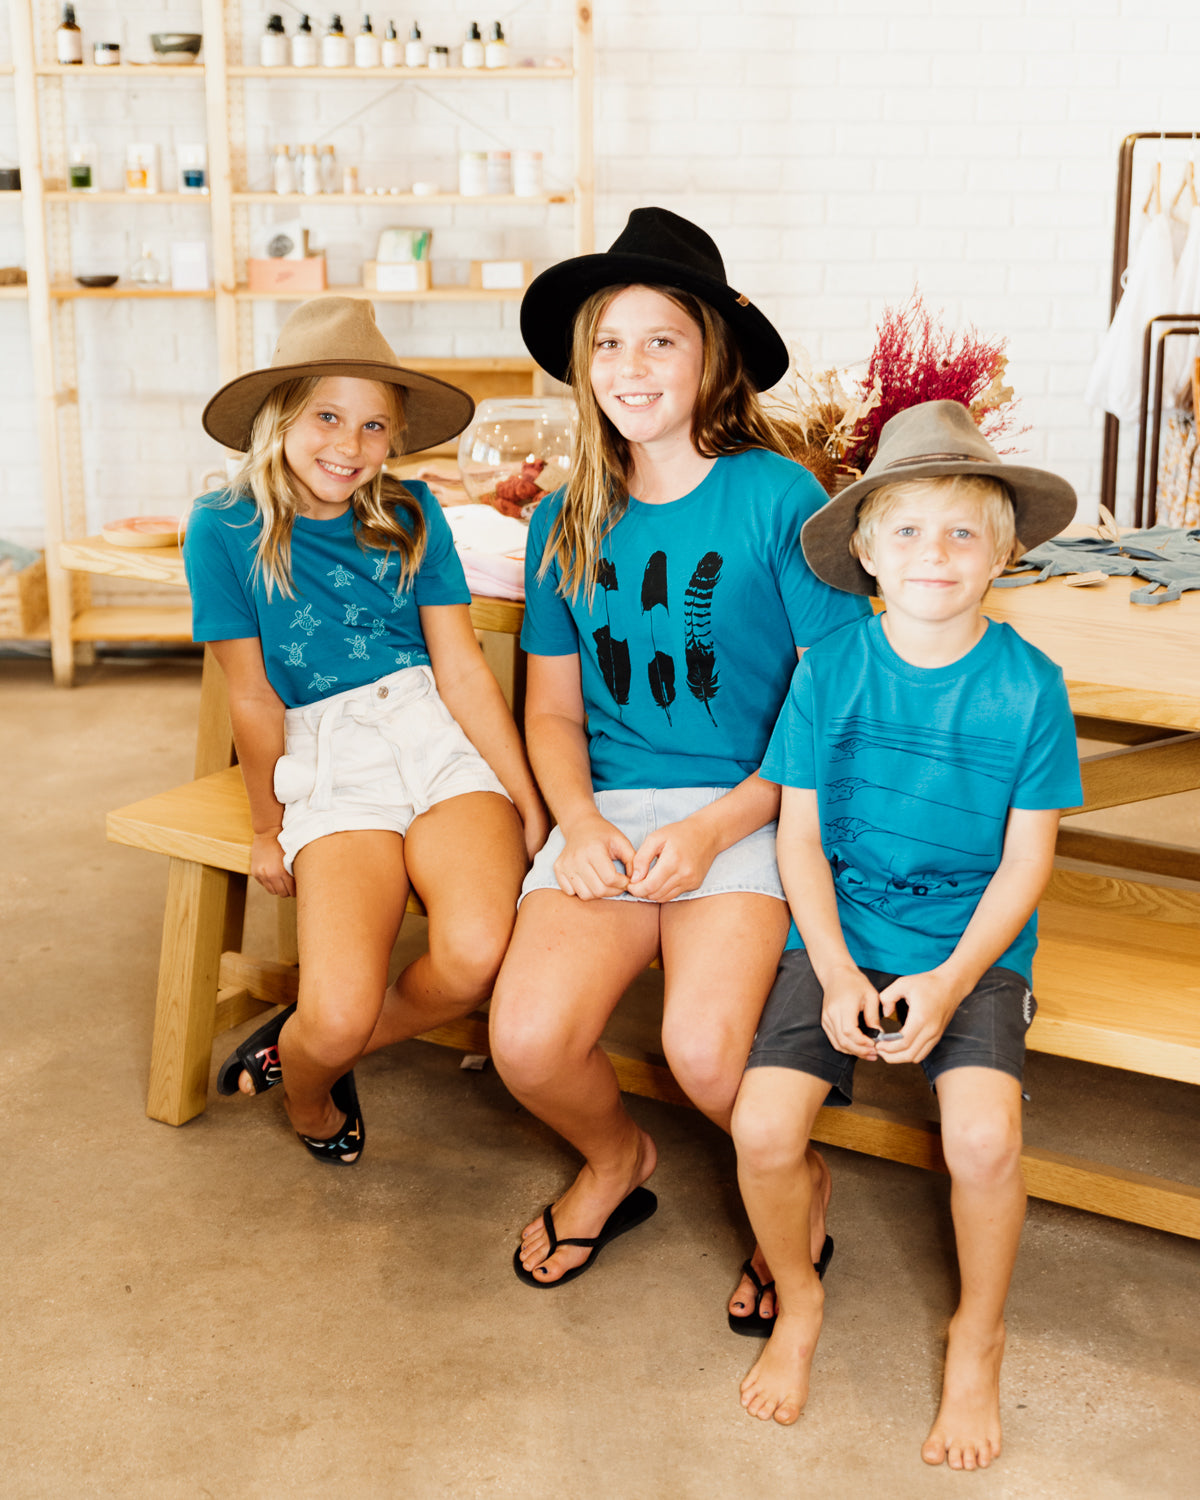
[129,241,164,286]
[457,397,577,521]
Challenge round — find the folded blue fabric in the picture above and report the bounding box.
[995,525,1200,604]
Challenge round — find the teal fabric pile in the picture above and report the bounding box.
[995,525,1200,605]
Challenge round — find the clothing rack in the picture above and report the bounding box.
[1100,132,1200,519]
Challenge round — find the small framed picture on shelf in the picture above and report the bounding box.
[364,260,433,292]
[170,242,210,291]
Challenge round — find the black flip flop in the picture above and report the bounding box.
[513,1185,658,1288]
[728,1234,835,1337]
[297,1071,365,1165]
[215,1002,297,1096]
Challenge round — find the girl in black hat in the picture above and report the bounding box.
[488,210,867,1307]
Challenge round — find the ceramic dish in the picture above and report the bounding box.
[75,274,119,288]
[150,33,202,62]
[102,516,185,549]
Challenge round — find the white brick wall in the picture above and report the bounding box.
[2,0,1199,553]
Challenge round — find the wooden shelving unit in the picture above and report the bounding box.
[9,0,595,684]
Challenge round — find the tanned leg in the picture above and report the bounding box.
[922,1067,1025,1471]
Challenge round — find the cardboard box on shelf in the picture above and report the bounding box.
[363,260,433,293]
[469,258,531,291]
[246,256,328,293]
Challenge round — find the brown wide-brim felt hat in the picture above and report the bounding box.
[801,400,1079,595]
[520,206,790,391]
[202,296,475,453]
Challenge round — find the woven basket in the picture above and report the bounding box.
[0,553,49,637]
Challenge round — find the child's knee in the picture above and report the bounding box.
[292,1001,374,1072]
[429,913,513,1001]
[489,982,575,1089]
[661,1021,742,1109]
[732,1089,812,1176]
[942,1108,1023,1185]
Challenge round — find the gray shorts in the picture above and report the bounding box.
[519,785,786,906]
[746,948,1037,1101]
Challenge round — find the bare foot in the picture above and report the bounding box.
[518,1127,657,1283]
[282,1090,357,1162]
[921,1317,1006,1470]
[740,1293,824,1425]
[729,1147,833,1323]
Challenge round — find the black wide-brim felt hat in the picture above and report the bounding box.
[801,400,1079,595]
[520,207,790,391]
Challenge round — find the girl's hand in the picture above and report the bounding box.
[518,797,553,862]
[874,970,964,1065]
[820,965,883,1059]
[553,812,636,900]
[625,817,720,903]
[251,830,295,898]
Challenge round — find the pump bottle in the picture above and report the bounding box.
[292,16,319,66]
[322,15,351,66]
[405,23,427,67]
[461,21,484,68]
[56,5,83,65]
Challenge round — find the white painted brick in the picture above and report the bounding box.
[882,89,979,125]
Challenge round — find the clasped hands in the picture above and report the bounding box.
[821,963,966,1066]
[553,810,719,903]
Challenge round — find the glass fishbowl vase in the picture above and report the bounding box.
[456,396,577,521]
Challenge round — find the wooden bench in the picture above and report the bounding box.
[107,762,1200,1241]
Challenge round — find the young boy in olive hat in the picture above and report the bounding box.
[730,401,1082,1468]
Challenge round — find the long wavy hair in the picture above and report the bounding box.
[221,375,426,600]
[539,284,806,603]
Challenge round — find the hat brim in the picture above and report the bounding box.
[800,460,1080,595]
[202,359,476,454]
[520,251,790,391]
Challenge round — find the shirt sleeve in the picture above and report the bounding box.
[1011,666,1083,810]
[520,493,581,656]
[183,498,259,643]
[774,468,872,646]
[760,657,819,790]
[411,483,471,606]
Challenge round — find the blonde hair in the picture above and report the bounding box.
[850,474,1018,571]
[540,284,808,604]
[221,375,425,600]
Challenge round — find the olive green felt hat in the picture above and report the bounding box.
[801,400,1079,595]
[203,296,475,453]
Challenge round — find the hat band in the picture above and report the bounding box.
[883,451,987,469]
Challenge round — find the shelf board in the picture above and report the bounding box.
[59,537,185,587]
[70,604,193,642]
[232,191,570,206]
[34,63,205,77]
[226,64,571,80]
[50,284,215,300]
[44,190,212,204]
[234,284,524,302]
[0,285,29,299]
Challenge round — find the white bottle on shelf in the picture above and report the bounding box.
[461,22,484,68]
[292,16,319,67]
[405,22,427,67]
[300,144,322,195]
[261,15,290,67]
[323,15,352,66]
[273,144,296,195]
[355,16,381,67]
[485,22,508,68]
[381,21,401,67]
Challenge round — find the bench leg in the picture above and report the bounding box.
[146,857,233,1126]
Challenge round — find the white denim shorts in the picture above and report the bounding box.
[519,785,786,906]
[274,665,509,872]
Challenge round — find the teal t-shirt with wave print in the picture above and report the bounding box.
[761,613,1083,983]
[521,449,869,791]
[184,482,469,707]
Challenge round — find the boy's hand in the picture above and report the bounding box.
[625,817,719,902]
[875,969,966,1064]
[554,811,636,900]
[821,965,883,1059]
[251,830,295,898]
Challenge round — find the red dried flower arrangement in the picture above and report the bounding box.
[843,291,1021,474]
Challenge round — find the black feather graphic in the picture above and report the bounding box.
[640,550,674,722]
[684,550,723,725]
[640,551,668,612]
[596,558,619,593]
[648,651,676,721]
[593,626,631,707]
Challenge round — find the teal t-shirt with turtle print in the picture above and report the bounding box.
[520,448,870,791]
[183,482,469,707]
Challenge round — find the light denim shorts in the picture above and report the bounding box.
[274,665,509,872]
[519,785,786,905]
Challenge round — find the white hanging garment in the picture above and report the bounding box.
[1163,203,1200,406]
[1084,212,1177,422]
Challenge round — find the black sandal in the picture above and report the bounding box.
[215,1003,297,1096]
[296,1071,365,1165]
[728,1235,835,1337]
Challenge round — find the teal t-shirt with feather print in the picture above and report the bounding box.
[521,448,869,791]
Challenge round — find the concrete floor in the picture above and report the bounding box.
[3,654,1198,1500]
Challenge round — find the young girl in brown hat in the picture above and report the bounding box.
[487,208,867,1296]
[186,296,546,1163]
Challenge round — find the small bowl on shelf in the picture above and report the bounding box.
[149,33,202,63]
[75,274,119,288]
